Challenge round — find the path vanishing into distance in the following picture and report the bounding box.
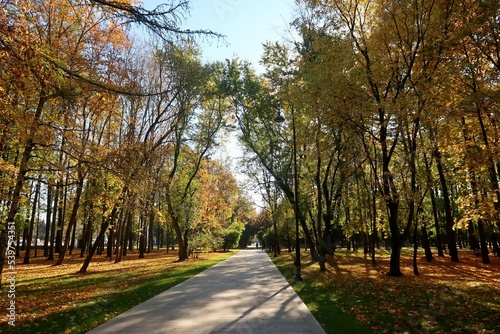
[87,248,325,334]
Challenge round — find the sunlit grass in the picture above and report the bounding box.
[272,254,372,334]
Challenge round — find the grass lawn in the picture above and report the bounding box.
[272,248,500,334]
[1,249,237,334]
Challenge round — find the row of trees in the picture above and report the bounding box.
[0,0,255,284]
[2,0,499,285]
[229,0,500,276]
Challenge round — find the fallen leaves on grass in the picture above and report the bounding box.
[294,250,500,334]
[0,250,231,333]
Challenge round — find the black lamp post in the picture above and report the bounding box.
[274,110,302,282]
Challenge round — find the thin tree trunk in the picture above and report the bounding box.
[22,227,28,251]
[0,94,46,285]
[157,227,162,250]
[34,206,40,258]
[423,152,445,257]
[467,221,480,252]
[55,173,85,266]
[55,152,67,254]
[148,211,154,253]
[166,227,170,253]
[48,181,60,261]
[139,215,146,259]
[80,219,88,257]
[107,226,114,258]
[387,201,402,276]
[413,216,419,275]
[478,192,491,264]
[44,182,52,257]
[80,207,118,273]
[128,218,134,252]
[434,147,459,262]
[477,218,490,264]
[70,217,77,255]
[371,188,377,265]
[55,179,66,254]
[114,209,126,263]
[166,189,188,261]
[123,212,133,256]
[23,174,42,264]
[421,224,434,262]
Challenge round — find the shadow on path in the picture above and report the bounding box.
[87,249,325,334]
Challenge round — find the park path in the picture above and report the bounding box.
[86,248,326,334]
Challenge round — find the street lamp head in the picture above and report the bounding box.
[274,113,285,123]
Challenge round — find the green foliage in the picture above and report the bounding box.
[222,220,245,249]
[189,230,223,253]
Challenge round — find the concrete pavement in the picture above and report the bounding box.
[86,248,326,334]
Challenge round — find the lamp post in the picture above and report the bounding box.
[274,109,302,282]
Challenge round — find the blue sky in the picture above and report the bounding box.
[146,0,297,72]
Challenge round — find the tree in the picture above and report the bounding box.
[162,47,228,261]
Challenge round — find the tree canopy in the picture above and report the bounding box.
[1,0,499,285]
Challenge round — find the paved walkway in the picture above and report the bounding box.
[86,248,326,334]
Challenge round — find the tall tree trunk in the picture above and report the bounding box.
[0,94,47,284]
[123,212,133,256]
[371,188,377,265]
[166,227,171,253]
[16,235,20,256]
[114,209,126,263]
[405,117,421,275]
[55,152,67,254]
[387,201,402,276]
[80,219,88,257]
[80,204,94,257]
[148,211,154,253]
[70,218,77,255]
[157,227,162,250]
[475,99,500,226]
[48,181,60,261]
[34,207,40,258]
[55,172,85,266]
[430,187,445,256]
[107,227,114,258]
[314,126,327,272]
[413,216,419,276]
[22,227,28,251]
[477,192,491,264]
[80,206,118,273]
[477,218,490,264]
[467,221,480,252]
[55,179,66,254]
[166,175,189,261]
[423,152,445,257]
[434,147,459,262]
[128,218,134,252]
[172,217,188,261]
[382,124,402,276]
[23,174,42,264]
[421,224,434,262]
[139,215,146,259]
[44,182,53,257]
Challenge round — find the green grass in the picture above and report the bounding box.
[5,250,237,334]
[271,254,372,334]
